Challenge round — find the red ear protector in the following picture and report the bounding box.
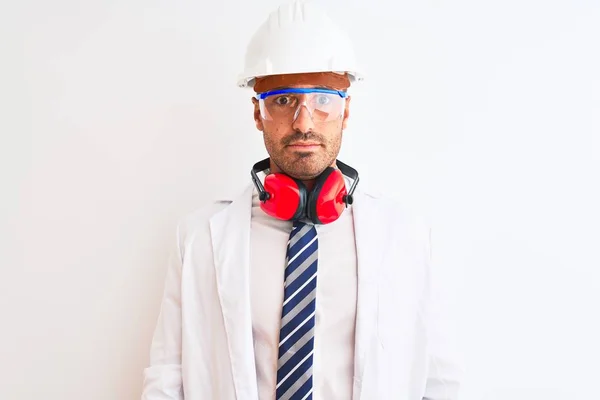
[250,157,360,225]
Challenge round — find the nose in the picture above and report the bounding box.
[292,102,315,132]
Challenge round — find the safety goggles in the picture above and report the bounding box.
[255,88,348,123]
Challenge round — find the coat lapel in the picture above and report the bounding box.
[209,184,258,400]
[352,190,385,400]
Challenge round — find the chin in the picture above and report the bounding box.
[294,163,332,180]
[274,152,333,176]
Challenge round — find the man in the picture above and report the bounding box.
[142,1,462,399]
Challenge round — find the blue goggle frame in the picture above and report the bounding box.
[255,87,348,100]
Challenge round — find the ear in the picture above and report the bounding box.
[342,95,351,130]
[252,97,264,132]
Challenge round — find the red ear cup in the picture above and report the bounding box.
[251,157,358,224]
[261,173,307,221]
[307,168,348,224]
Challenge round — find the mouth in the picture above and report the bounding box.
[287,142,322,148]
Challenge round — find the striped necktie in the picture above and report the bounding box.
[276,220,319,400]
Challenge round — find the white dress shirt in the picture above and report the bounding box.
[250,172,358,400]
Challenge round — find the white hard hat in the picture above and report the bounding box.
[237,0,364,88]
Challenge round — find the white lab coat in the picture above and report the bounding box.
[142,183,463,400]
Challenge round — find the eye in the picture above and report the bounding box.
[315,95,330,106]
[274,95,293,106]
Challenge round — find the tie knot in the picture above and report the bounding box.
[292,219,311,230]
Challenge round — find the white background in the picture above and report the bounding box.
[1,0,599,399]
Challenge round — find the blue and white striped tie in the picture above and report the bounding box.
[276,220,319,400]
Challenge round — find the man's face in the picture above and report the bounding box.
[252,81,351,181]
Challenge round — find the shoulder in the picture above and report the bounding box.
[174,183,253,246]
[358,188,431,247]
[178,200,231,233]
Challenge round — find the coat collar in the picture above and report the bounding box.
[209,183,385,400]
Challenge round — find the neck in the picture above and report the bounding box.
[302,179,316,191]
